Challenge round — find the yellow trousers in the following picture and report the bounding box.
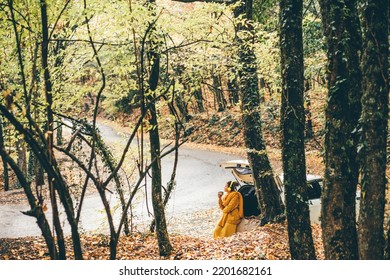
[213,222,237,239]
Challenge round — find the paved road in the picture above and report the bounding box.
[0,122,243,238]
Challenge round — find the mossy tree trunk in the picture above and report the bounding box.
[319,0,362,259]
[146,0,173,257]
[358,0,389,260]
[235,0,285,224]
[280,0,316,259]
[148,59,173,256]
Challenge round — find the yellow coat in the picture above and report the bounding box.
[213,191,244,239]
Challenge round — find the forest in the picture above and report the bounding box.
[0,0,388,260]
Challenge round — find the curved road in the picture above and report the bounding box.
[0,122,243,238]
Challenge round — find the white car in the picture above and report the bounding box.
[220,160,355,223]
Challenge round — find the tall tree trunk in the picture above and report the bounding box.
[146,0,173,257]
[175,89,189,118]
[27,149,45,186]
[235,0,285,224]
[150,113,180,232]
[304,81,313,139]
[40,0,85,260]
[40,0,66,259]
[16,138,27,179]
[0,117,9,191]
[319,0,362,259]
[56,120,63,146]
[148,62,173,256]
[227,72,239,106]
[212,72,226,112]
[358,0,389,260]
[96,184,118,260]
[280,0,316,259]
[192,86,205,113]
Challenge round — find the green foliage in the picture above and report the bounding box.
[0,0,328,149]
[303,15,325,56]
[303,15,327,86]
[255,28,281,95]
[253,0,278,28]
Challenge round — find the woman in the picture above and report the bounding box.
[213,181,244,239]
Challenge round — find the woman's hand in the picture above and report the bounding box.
[218,191,223,199]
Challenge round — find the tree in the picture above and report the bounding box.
[358,0,389,260]
[211,68,227,112]
[1,0,84,259]
[16,138,27,180]
[234,0,285,224]
[280,0,316,259]
[0,117,9,191]
[319,0,362,259]
[2,0,137,259]
[144,0,173,257]
[40,0,71,259]
[227,70,240,106]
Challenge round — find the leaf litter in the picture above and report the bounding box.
[0,216,324,260]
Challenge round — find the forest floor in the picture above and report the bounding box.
[0,173,326,260]
[0,108,388,260]
[0,216,325,260]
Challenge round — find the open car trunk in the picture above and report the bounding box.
[220,160,328,222]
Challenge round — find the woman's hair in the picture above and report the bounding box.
[226,181,239,191]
